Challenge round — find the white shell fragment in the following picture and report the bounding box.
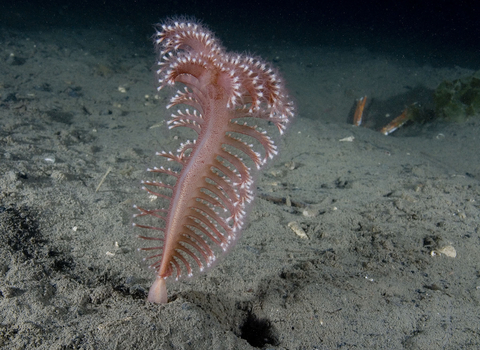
[339,136,355,142]
[302,207,319,218]
[431,245,457,258]
[288,221,309,239]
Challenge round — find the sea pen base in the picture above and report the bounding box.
[148,277,168,304]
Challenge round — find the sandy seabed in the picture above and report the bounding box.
[1,24,479,349]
